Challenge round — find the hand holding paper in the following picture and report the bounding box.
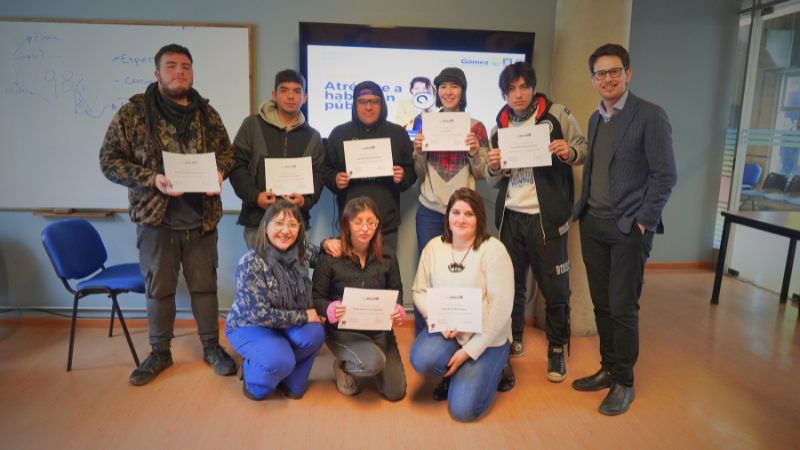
[264,157,314,196]
[421,112,471,151]
[338,287,399,331]
[426,287,482,334]
[497,124,552,169]
[343,138,394,179]
[161,151,220,193]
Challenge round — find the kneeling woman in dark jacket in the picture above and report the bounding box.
[226,200,333,400]
[312,197,407,401]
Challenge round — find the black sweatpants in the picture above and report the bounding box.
[500,210,571,346]
[136,225,220,347]
[579,213,653,387]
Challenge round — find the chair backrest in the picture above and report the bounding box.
[742,164,763,186]
[762,172,788,191]
[41,219,108,280]
[787,175,800,194]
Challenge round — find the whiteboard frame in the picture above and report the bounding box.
[0,17,254,213]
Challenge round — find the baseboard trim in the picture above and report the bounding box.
[0,317,538,329]
[645,262,713,270]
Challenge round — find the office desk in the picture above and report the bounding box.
[712,211,800,306]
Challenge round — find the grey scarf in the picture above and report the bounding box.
[264,244,314,310]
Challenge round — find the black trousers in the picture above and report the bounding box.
[579,213,653,387]
[500,210,571,345]
[137,225,220,347]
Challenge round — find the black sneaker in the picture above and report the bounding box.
[203,341,237,376]
[547,346,566,383]
[129,346,173,386]
[497,359,515,392]
[433,376,450,401]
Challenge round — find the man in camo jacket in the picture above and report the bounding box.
[100,44,236,386]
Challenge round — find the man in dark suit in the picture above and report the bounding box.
[572,44,677,416]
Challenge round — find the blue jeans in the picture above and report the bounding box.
[414,205,446,336]
[226,323,325,399]
[410,328,510,422]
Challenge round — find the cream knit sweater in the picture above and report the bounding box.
[412,236,514,359]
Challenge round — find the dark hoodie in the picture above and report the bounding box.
[323,81,416,232]
[229,99,325,228]
[487,93,587,238]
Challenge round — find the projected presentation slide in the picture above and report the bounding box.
[307,45,525,139]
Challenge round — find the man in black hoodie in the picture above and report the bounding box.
[324,81,416,248]
[230,69,325,248]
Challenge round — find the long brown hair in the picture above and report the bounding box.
[339,197,384,262]
[442,188,491,251]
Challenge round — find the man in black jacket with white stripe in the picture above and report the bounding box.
[487,62,587,384]
[572,44,677,416]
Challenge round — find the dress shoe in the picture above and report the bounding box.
[497,360,515,392]
[433,376,450,401]
[572,368,613,391]
[598,383,635,416]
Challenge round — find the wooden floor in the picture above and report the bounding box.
[1,269,799,449]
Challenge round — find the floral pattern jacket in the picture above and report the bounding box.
[225,242,320,330]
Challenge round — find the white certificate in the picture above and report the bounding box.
[343,138,394,179]
[497,124,552,169]
[421,112,471,151]
[338,287,399,331]
[264,157,314,195]
[161,151,219,193]
[426,287,482,334]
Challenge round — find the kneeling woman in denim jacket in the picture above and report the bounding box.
[312,196,407,401]
[225,199,335,400]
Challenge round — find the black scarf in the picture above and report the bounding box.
[264,244,314,311]
[155,89,199,144]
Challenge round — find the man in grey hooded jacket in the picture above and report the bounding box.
[230,69,325,248]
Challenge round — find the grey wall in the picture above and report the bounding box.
[0,0,746,315]
[628,0,740,262]
[0,0,556,314]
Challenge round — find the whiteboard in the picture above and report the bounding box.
[0,20,252,210]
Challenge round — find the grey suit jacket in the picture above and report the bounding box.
[573,92,677,234]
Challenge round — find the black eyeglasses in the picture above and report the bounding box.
[356,99,381,106]
[592,67,627,81]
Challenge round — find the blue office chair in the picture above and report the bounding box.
[41,218,141,372]
[741,164,763,190]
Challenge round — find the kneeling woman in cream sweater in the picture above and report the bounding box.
[410,188,514,422]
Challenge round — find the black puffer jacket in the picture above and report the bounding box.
[312,244,403,331]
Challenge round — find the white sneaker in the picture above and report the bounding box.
[333,359,360,396]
